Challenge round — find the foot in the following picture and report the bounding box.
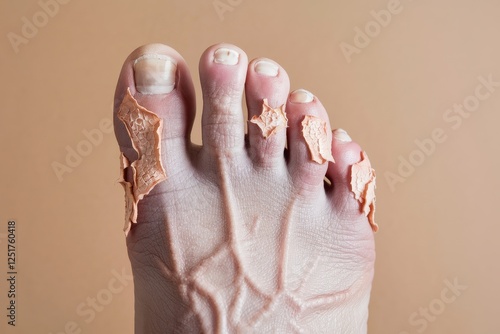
[113,43,376,334]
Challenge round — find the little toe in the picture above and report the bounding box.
[245,58,290,167]
[327,129,378,232]
[286,89,334,193]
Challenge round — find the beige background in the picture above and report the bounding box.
[1,0,498,333]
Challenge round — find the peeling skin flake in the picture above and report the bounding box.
[350,151,378,232]
[117,88,167,235]
[250,98,288,138]
[118,153,137,235]
[301,115,335,164]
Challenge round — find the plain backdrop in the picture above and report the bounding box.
[1,0,499,333]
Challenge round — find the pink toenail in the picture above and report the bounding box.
[213,47,239,65]
[332,128,352,142]
[290,89,314,103]
[134,54,176,95]
[254,59,279,77]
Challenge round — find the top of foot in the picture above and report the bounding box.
[114,43,376,334]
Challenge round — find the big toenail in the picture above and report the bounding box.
[332,128,352,142]
[290,89,314,103]
[254,59,279,77]
[133,54,177,95]
[214,47,240,65]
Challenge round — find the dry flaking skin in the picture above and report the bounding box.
[301,115,335,164]
[118,153,137,235]
[250,98,288,138]
[350,151,378,232]
[117,88,167,235]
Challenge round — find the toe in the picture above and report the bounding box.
[199,43,248,156]
[245,58,290,167]
[326,129,360,192]
[286,89,333,193]
[113,44,197,234]
[327,129,378,232]
[113,43,196,172]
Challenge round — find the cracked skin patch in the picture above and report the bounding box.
[118,153,137,235]
[350,151,378,232]
[301,115,335,164]
[117,88,167,235]
[250,98,287,138]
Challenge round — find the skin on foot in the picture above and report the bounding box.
[113,43,376,334]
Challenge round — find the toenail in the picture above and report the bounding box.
[332,128,352,142]
[213,47,240,65]
[290,89,314,103]
[254,59,279,77]
[133,54,177,95]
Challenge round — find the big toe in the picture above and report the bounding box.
[113,44,197,233]
[114,43,196,169]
